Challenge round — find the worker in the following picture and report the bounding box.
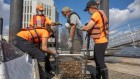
[29,4,54,27]
[12,26,59,79]
[62,6,83,54]
[29,4,62,37]
[29,4,61,78]
[81,0,109,79]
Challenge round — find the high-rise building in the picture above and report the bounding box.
[22,0,58,27]
[22,0,59,47]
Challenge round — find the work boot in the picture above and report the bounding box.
[101,68,109,79]
[96,66,101,79]
[91,73,95,79]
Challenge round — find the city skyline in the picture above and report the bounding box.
[0,0,140,35]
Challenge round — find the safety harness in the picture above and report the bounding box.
[87,11,109,39]
[33,14,54,37]
[29,15,46,48]
[33,15,46,27]
[67,12,81,25]
[24,27,46,48]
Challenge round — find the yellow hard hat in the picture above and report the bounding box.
[36,4,44,10]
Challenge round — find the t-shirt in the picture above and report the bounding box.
[29,15,52,27]
[70,14,83,29]
[91,10,108,43]
[17,29,49,43]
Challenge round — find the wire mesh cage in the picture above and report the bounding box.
[59,28,83,54]
[56,54,86,79]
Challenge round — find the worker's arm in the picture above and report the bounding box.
[41,37,56,54]
[81,11,100,31]
[69,24,76,40]
[45,16,58,26]
[51,22,62,26]
[68,14,78,40]
[80,20,96,31]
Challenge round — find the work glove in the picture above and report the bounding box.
[53,53,59,58]
[65,23,70,29]
[67,38,72,49]
[54,22,62,26]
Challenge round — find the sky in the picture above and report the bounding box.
[54,0,90,27]
[109,0,140,30]
[3,0,10,4]
[0,0,140,35]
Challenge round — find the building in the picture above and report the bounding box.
[22,0,58,27]
[22,0,59,47]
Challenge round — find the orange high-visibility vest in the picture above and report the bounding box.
[21,26,47,48]
[33,15,46,27]
[88,10,109,39]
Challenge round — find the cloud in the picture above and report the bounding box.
[128,0,140,19]
[109,8,130,27]
[109,0,140,28]
[0,0,10,35]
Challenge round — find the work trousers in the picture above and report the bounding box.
[94,42,108,69]
[13,36,52,79]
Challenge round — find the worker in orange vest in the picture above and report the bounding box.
[29,4,62,37]
[29,4,61,77]
[81,0,109,79]
[13,26,59,79]
[29,4,54,27]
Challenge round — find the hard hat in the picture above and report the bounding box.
[36,4,44,10]
[62,6,72,13]
[84,0,98,11]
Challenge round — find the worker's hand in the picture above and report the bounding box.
[53,53,59,58]
[52,50,59,58]
[54,22,62,26]
[80,23,88,31]
[65,23,70,29]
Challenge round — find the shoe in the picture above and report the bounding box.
[91,73,95,79]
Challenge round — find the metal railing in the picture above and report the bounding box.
[108,19,140,48]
